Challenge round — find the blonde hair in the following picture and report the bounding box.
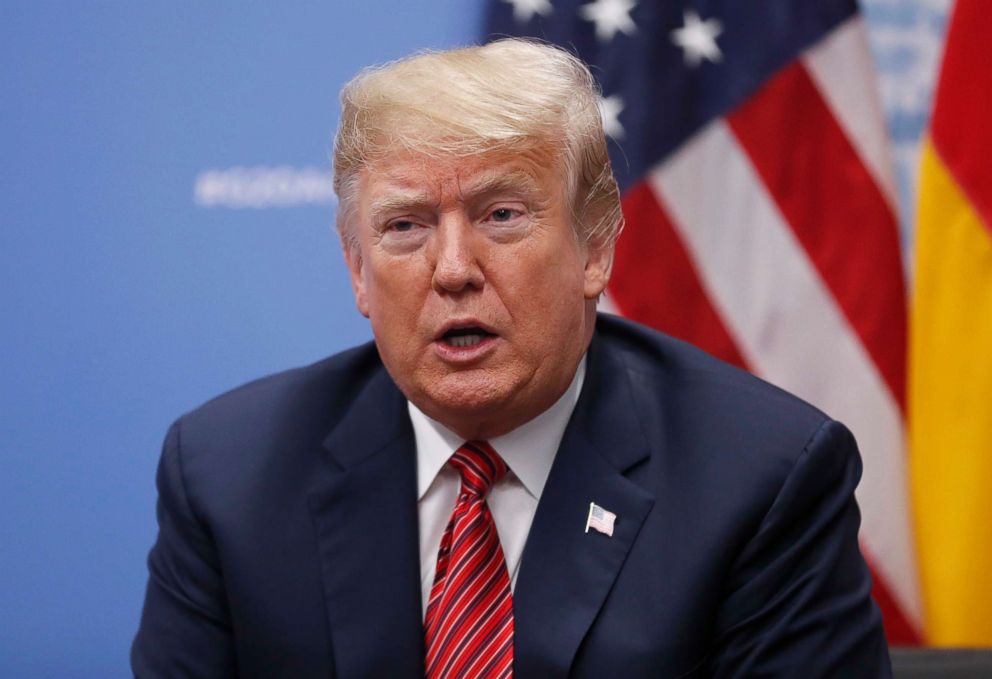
[332,38,623,250]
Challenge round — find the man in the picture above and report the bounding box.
[133,40,891,677]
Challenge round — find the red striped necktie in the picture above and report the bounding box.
[424,441,514,679]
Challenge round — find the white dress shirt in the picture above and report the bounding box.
[408,357,587,617]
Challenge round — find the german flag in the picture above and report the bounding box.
[910,0,992,645]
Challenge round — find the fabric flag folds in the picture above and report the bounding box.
[910,0,992,646]
[486,0,921,643]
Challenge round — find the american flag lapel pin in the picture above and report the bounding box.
[585,501,616,537]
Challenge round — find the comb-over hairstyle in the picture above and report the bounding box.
[332,38,623,250]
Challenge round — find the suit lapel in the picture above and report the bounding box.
[308,367,424,678]
[514,333,656,678]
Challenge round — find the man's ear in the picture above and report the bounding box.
[583,239,615,300]
[343,240,370,318]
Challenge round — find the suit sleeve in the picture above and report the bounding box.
[131,418,237,678]
[707,419,892,678]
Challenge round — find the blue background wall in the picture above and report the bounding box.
[1,3,479,675]
[0,1,947,675]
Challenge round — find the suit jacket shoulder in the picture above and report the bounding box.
[171,342,392,516]
[593,313,833,510]
[132,341,419,677]
[566,314,889,677]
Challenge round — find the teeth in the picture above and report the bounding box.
[447,334,484,348]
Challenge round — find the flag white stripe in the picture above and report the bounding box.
[597,290,621,315]
[648,119,921,625]
[802,16,900,214]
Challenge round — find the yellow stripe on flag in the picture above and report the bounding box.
[910,140,992,645]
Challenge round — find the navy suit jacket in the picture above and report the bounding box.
[132,314,891,677]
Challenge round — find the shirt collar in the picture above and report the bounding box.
[409,356,587,501]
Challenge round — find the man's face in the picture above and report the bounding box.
[344,150,613,439]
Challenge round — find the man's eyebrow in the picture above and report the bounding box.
[368,191,436,223]
[367,169,547,222]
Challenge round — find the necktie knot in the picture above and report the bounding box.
[450,440,508,497]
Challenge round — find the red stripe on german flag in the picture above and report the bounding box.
[930,0,992,235]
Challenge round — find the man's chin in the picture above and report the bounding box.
[411,376,520,438]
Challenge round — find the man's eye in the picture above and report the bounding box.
[389,220,417,232]
[489,208,519,222]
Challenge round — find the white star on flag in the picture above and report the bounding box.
[502,0,553,23]
[598,94,625,139]
[670,10,723,67]
[579,0,638,42]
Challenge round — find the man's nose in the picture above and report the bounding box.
[431,215,484,293]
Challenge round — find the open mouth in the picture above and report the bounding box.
[440,326,496,348]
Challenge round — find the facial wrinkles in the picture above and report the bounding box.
[374,148,550,205]
[349,148,603,439]
[366,154,577,312]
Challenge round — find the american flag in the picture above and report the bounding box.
[586,502,617,537]
[486,0,920,644]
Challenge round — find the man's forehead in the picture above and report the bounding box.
[361,151,560,202]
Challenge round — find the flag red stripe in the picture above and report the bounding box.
[867,554,922,645]
[726,62,908,411]
[930,0,992,234]
[613,181,749,370]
